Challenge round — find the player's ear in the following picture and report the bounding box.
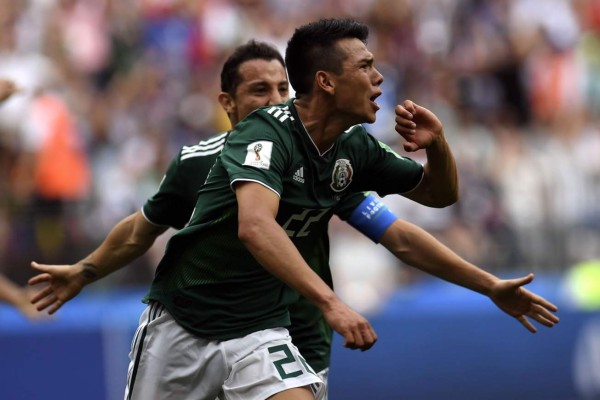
[316,71,335,95]
[218,92,235,114]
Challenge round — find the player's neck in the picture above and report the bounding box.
[294,98,351,153]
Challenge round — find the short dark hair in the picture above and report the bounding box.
[285,18,369,97]
[220,40,286,94]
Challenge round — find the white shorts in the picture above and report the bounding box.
[125,302,323,400]
[316,368,329,400]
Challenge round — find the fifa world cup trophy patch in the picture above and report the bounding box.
[244,141,273,169]
[330,159,353,192]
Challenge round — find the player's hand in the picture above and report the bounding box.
[28,262,88,315]
[0,79,19,102]
[488,273,559,333]
[321,299,377,351]
[14,287,50,320]
[394,100,444,152]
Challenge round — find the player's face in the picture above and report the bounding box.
[331,38,383,124]
[230,59,289,125]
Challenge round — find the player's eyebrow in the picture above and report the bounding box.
[246,81,270,89]
[361,55,374,66]
[349,50,375,68]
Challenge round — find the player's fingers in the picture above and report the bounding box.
[30,285,54,304]
[34,293,58,312]
[47,299,63,315]
[395,125,416,139]
[532,302,560,323]
[28,273,52,286]
[395,122,416,134]
[403,142,419,152]
[400,100,415,114]
[517,315,537,333]
[394,107,415,126]
[519,288,559,314]
[351,327,365,350]
[30,261,50,273]
[395,107,415,122]
[527,313,555,328]
[531,294,558,312]
[511,273,534,288]
[528,304,559,326]
[343,330,357,349]
[360,325,377,351]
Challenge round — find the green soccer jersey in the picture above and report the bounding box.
[143,129,336,371]
[142,131,228,229]
[145,99,423,358]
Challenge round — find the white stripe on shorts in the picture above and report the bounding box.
[125,302,165,400]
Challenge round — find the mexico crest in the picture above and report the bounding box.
[330,159,353,192]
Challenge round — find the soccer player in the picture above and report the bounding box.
[29,24,558,400]
[132,17,549,399]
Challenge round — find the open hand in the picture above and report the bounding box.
[28,262,87,315]
[489,273,559,333]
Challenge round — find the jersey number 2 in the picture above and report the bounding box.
[268,344,315,379]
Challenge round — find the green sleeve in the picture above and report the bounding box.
[142,152,194,229]
[333,192,369,221]
[220,113,291,195]
[349,127,424,196]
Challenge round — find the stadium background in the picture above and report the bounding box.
[0,0,599,399]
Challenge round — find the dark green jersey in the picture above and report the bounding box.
[143,130,339,371]
[145,99,423,353]
[142,131,228,229]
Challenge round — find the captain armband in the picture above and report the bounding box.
[347,194,398,243]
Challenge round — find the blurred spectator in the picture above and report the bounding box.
[8,89,90,279]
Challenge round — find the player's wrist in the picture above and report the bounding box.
[315,292,344,313]
[425,131,447,151]
[75,261,100,285]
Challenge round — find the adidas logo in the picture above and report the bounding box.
[293,167,305,183]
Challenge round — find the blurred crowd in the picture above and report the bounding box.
[1,0,599,307]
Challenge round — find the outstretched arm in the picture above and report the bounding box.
[29,210,167,314]
[378,219,559,333]
[0,273,44,319]
[395,100,459,208]
[236,181,377,351]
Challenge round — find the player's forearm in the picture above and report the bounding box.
[380,219,497,295]
[239,218,338,309]
[420,135,459,207]
[0,274,25,306]
[77,212,165,284]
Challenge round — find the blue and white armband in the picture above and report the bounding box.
[347,194,398,243]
